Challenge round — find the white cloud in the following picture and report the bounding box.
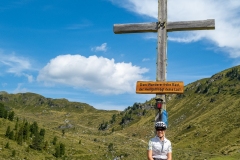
[110,0,240,58]
[23,74,34,83]
[0,52,32,75]
[142,58,150,62]
[13,83,28,93]
[91,43,108,52]
[0,52,35,82]
[37,54,148,95]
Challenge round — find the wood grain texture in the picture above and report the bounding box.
[113,19,215,34]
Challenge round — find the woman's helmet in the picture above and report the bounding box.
[155,121,167,130]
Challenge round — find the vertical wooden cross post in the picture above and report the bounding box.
[156,0,167,110]
[113,0,215,121]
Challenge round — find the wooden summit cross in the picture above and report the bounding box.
[113,0,215,113]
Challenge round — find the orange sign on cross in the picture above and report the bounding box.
[136,81,184,94]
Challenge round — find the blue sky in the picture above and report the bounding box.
[1,0,240,111]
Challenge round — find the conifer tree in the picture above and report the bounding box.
[23,121,30,141]
[5,142,9,149]
[30,121,39,136]
[0,104,8,119]
[0,103,4,118]
[8,111,15,121]
[52,136,57,145]
[17,126,23,145]
[3,110,8,119]
[39,128,45,138]
[9,131,14,140]
[30,132,43,150]
[60,143,65,156]
[5,126,11,137]
[54,145,60,158]
[43,141,49,151]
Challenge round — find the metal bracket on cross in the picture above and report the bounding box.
[158,21,166,29]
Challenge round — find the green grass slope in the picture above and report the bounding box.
[0,65,239,159]
[165,65,240,159]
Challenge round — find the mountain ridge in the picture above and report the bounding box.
[0,65,239,159]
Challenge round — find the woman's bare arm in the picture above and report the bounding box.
[167,152,172,160]
[147,150,154,160]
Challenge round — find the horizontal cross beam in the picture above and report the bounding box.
[114,19,215,34]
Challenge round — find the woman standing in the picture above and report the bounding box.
[147,121,172,160]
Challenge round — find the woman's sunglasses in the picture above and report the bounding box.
[156,128,166,131]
